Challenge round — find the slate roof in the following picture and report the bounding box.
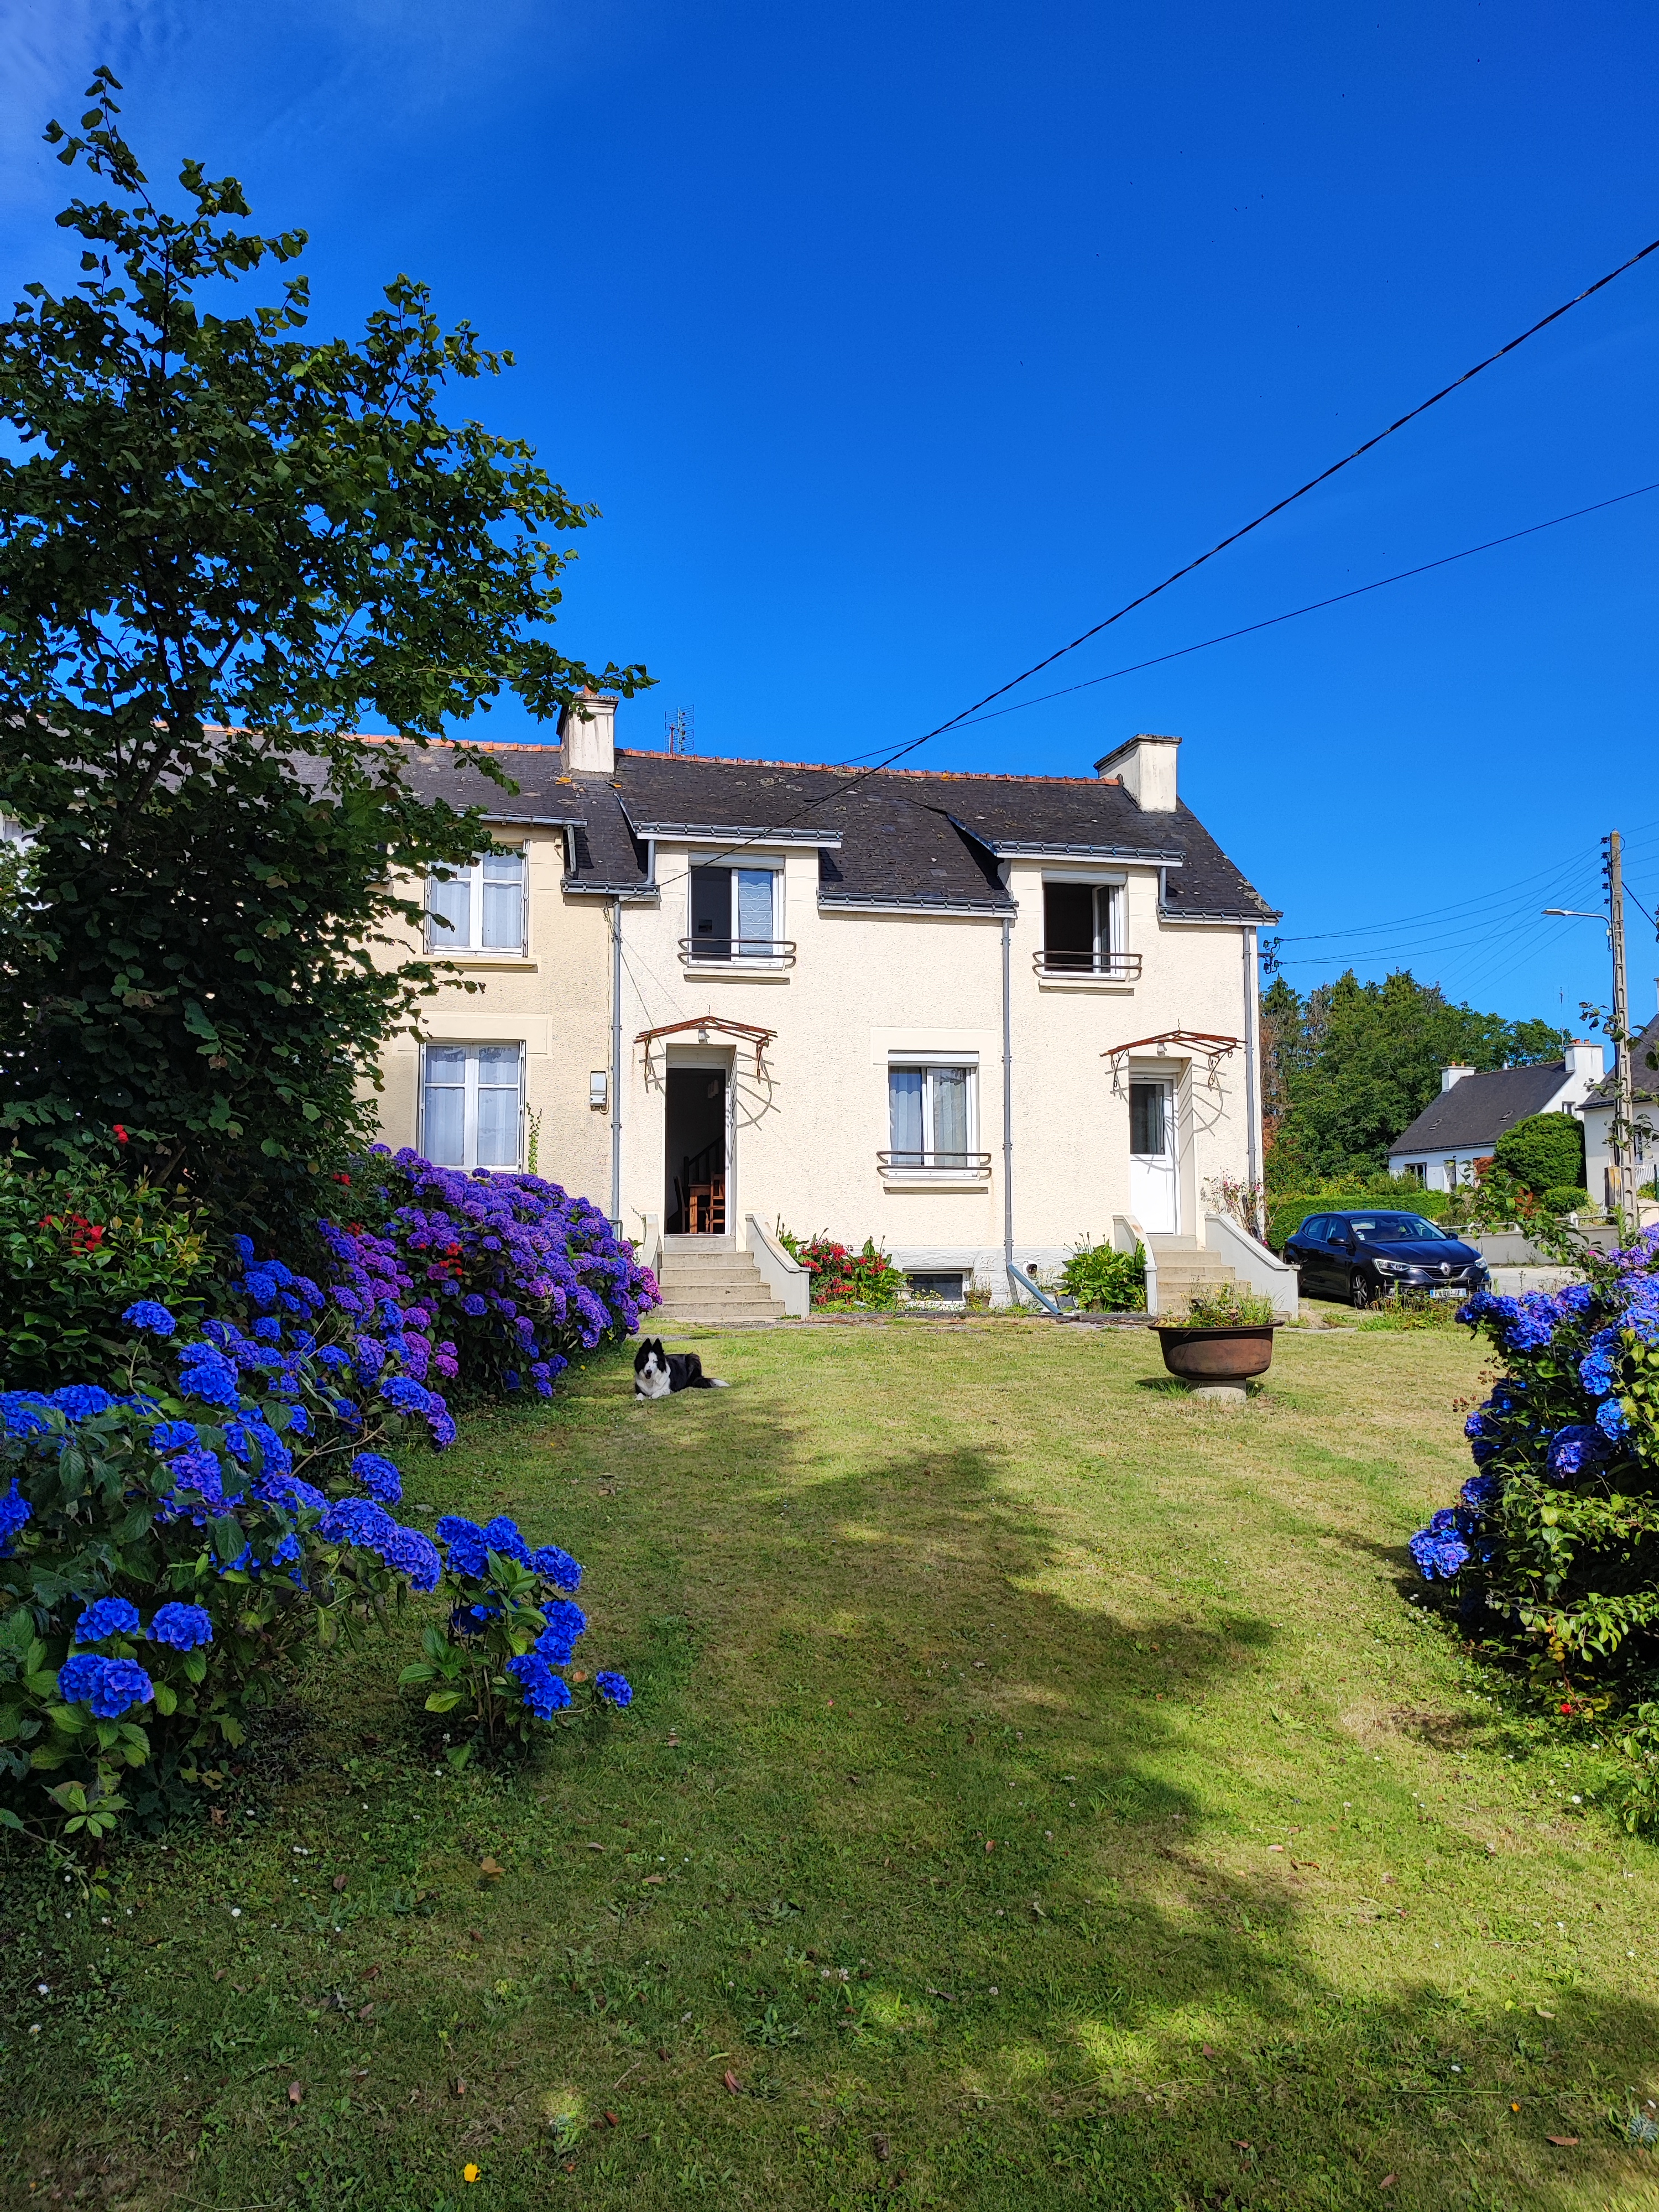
[1585,1012,1659,1105]
[352,739,1277,921]
[1387,1064,1572,1155]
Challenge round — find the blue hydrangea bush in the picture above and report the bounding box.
[1408,1230,1659,1718]
[0,1180,645,1842]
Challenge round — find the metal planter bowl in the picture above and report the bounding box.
[1151,1323,1279,1381]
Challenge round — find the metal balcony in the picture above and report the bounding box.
[1033,949,1142,979]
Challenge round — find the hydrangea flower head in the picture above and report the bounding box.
[351,1452,403,1504]
[535,1599,587,1665]
[594,1670,633,1708]
[72,1596,141,1646]
[506,1651,572,1720]
[50,1384,114,1421]
[149,1602,214,1650]
[122,1300,177,1337]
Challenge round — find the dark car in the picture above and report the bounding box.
[1281,1210,1490,1310]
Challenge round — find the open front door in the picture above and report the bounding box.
[665,1066,727,1233]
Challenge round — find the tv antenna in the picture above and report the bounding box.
[665,706,696,756]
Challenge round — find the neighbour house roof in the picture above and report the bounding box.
[344,740,1279,921]
[1584,1011,1659,1106]
[1387,1063,1571,1156]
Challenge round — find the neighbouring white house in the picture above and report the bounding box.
[1386,1044,1605,1192]
[363,703,1293,1315]
[1581,1008,1659,1211]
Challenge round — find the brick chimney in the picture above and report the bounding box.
[558,689,616,776]
[1094,732,1180,811]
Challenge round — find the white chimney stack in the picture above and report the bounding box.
[1094,732,1180,812]
[1564,1039,1605,1082]
[558,689,617,777]
[1441,1065,1476,1092]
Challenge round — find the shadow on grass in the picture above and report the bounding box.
[14,1349,1659,2210]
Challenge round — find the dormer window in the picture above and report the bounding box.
[426,849,525,953]
[1038,879,1136,978]
[681,864,792,966]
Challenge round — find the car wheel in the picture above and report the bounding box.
[1350,1275,1374,1310]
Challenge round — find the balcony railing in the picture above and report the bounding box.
[878,1150,993,1179]
[679,937,797,967]
[1033,948,1141,979]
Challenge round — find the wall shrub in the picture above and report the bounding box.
[776,1228,906,1310]
[1058,1240,1146,1312]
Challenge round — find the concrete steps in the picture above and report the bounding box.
[1149,1233,1238,1312]
[653,1238,784,1326]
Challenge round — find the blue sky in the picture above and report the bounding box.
[3,0,1656,1028]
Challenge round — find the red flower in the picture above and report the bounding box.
[112,1124,128,1145]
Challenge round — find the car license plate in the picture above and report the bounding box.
[1430,1286,1464,1300]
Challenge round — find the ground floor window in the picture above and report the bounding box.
[888,1064,975,1167]
[1401,1162,1427,1187]
[421,1044,524,1168]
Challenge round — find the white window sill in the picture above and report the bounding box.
[1035,973,1135,993]
[679,959,792,981]
[430,953,536,970]
[880,1175,991,1192]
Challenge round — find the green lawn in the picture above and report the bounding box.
[11,1320,1659,2211]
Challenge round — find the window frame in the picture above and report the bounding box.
[885,1060,981,1171]
[424,848,528,955]
[419,1041,525,1170]
[1037,874,1133,979]
[683,861,789,966]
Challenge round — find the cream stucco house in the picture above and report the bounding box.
[371,702,1288,1316]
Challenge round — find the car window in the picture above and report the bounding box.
[1350,1214,1446,1242]
[1325,1219,1350,1245]
[1293,1215,1324,1242]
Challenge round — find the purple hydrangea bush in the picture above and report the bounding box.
[0,1158,653,1840]
[1408,1230,1659,1715]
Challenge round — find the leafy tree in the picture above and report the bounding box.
[1262,969,1569,1183]
[1492,1112,1584,1196]
[0,71,647,1216]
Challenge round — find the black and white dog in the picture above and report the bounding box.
[633,1338,729,1399]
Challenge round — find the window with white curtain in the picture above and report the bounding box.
[421,1044,524,1168]
[686,864,782,959]
[425,849,525,952]
[888,1063,977,1167]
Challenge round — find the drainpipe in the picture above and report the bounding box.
[1001,914,1015,1302]
[1241,924,1261,1195]
[610,896,623,1229]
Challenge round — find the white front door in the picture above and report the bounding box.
[1129,1078,1178,1233]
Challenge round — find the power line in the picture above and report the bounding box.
[899,231,1659,752]
[941,481,1659,732]
[639,232,1659,889]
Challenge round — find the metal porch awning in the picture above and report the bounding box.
[1102,1027,1243,1090]
[634,1014,778,1077]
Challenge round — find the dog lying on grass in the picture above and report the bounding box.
[633,1338,729,1399]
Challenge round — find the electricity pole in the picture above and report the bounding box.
[1605,830,1640,1227]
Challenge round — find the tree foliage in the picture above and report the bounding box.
[1262,968,1569,1185]
[0,71,648,1212]
[1493,1112,1585,1197]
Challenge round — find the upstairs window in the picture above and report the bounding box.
[1040,880,1129,976]
[888,1063,976,1168]
[685,864,786,961]
[421,1044,523,1168]
[426,850,525,953]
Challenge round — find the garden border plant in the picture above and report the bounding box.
[0,1148,658,1845]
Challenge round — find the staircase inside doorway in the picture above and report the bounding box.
[654,1236,784,1327]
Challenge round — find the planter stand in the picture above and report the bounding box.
[1185,1380,1249,1407]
